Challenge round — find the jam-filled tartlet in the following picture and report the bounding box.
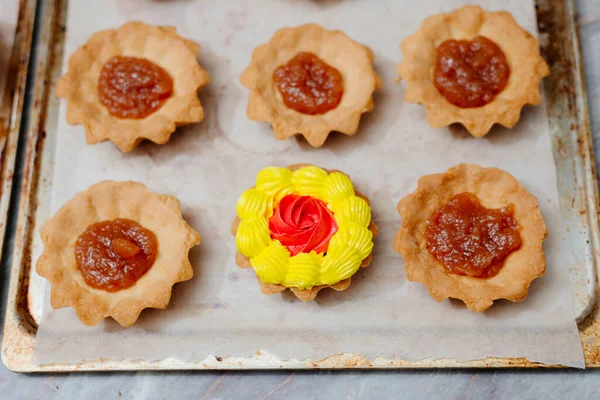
[394,164,547,311]
[232,165,377,300]
[240,24,381,147]
[56,21,210,152]
[397,6,549,137]
[36,181,200,326]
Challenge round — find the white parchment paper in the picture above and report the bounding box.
[33,0,585,367]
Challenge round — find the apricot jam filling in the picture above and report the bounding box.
[273,52,343,115]
[98,56,173,119]
[434,36,510,108]
[425,192,521,278]
[75,218,158,292]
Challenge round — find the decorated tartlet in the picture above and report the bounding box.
[240,24,381,147]
[56,21,210,152]
[397,6,549,137]
[232,165,377,300]
[394,164,547,311]
[36,181,200,326]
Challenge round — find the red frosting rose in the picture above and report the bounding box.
[269,194,338,256]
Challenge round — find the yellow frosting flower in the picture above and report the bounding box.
[235,166,373,290]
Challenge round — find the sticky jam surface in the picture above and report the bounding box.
[434,36,510,108]
[98,56,174,119]
[75,218,158,292]
[425,192,521,278]
[273,52,343,115]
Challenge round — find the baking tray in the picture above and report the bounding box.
[0,0,36,278]
[2,0,599,371]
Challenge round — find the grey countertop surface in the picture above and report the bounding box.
[1,1,600,399]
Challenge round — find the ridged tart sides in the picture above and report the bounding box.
[232,164,378,301]
[36,181,201,326]
[397,5,550,137]
[56,21,210,152]
[394,164,547,312]
[240,24,382,147]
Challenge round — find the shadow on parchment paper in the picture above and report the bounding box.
[132,81,214,159]
[442,270,548,318]
[132,40,234,158]
[313,232,408,308]
[279,0,345,9]
[448,104,542,145]
[117,0,195,16]
[438,271,547,318]
[172,208,227,302]
[485,264,551,318]
[311,0,346,10]
[313,259,382,307]
[134,121,201,161]
[294,55,402,155]
[485,105,543,145]
[352,63,403,144]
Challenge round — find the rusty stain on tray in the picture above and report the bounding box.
[2,0,600,371]
[538,0,600,367]
[0,0,35,274]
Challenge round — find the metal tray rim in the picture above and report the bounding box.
[0,0,36,297]
[2,0,600,372]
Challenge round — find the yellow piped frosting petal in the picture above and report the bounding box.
[256,167,294,202]
[236,188,271,220]
[282,252,323,290]
[291,166,329,198]
[330,223,374,261]
[250,241,289,283]
[324,172,355,210]
[235,165,374,291]
[320,245,364,284]
[236,217,271,258]
[336,196,371,227]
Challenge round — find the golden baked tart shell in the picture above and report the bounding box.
[232,164,378,301]
[36,181,201,326]
[56,21,211,152]
[397,5,550,137]
[394,163,547,312]
[241,24,382,147]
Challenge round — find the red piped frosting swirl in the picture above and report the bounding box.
[269,194,338,256]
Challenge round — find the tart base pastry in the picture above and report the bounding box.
[397,5,549,137]
[394,164,547,311]
[232,164,378,301]
[36,181,201,326]
[56,21,210,152]
[241,24,381,147]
